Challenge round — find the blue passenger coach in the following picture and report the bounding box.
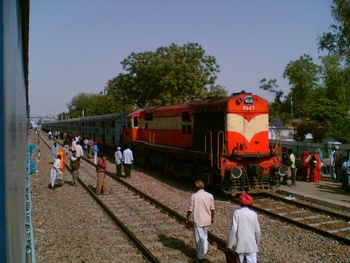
[0,0,30,262]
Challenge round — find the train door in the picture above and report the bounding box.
[193,111,225,165]
[114,115,124,147]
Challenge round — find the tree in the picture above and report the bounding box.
[66,93,111,118]
[119,43,227,108]
[318,0,350,63]
[283,55,320,120]
[259,78,286,118]
[104,74,136,113]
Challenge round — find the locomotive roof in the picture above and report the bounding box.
[126,92,264,117]
[142,97,231,113]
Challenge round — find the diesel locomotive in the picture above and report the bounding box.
[42,91,283,195]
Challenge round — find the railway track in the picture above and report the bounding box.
[246,193,350,245]
[39,133,228,262]
[39,131,350,260]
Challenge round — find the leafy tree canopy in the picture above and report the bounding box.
[119,42,227,108]
[66,93,111,118]
[318,0,350,63]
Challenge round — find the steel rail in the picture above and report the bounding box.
[239,193,350,245]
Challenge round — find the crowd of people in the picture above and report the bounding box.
[47,131,134,196]
[280,145,350,190]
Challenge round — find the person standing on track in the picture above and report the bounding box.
[83,137,89,158]
[69,150,80,187]
[75,141,84,160]
[71,138,77,151]
[95,152,110,195]
[56,148,66,185]
[186,180,215,261]
[51,142,58,161]
[50,154,63,190]
[227,192,261,263]
[123,145,134,178]
[114,146,123,177]
[93,141,99,165]
[88,137,94,159]
[63,136,70,156]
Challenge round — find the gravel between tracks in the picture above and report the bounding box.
[31,132,350,263]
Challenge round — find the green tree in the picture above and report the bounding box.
[119,42,227,108]
[104,74,136,113]
[318,0,350,63]
[282,55,320,120]
[67,93,111,118]
[259,78,286,118]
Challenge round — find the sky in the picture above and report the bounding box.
[29,0,334,117]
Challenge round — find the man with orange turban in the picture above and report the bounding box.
[56,148,66,185]
[227,192,260,263]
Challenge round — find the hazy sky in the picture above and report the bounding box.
[29,0,334,117]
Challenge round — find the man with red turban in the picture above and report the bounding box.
[227,192,260,263]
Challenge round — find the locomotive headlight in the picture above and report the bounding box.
[244,96,254,106]
[230,167,242,179]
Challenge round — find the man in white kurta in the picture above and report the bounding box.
[50,155,62,189]
[186,180,215,260]
[227,192,261,263]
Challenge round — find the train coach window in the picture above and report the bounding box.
[133,116,139,127]
[182,112,191,121]
[182,125,186,134]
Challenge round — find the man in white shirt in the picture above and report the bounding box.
[227,192,260,263]
[50,154,62,189]
[114,146,123,177]
[186,180,215,260]
[75,141,84,160]
[123,145,134,178]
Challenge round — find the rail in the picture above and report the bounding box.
[40,131,230,259]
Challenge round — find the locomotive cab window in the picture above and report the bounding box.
[182,112,191,121]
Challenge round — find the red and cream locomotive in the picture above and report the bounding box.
[123,91,281,195]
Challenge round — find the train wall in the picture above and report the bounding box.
[0,1,30,262]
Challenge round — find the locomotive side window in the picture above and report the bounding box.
[133,116,139,127]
